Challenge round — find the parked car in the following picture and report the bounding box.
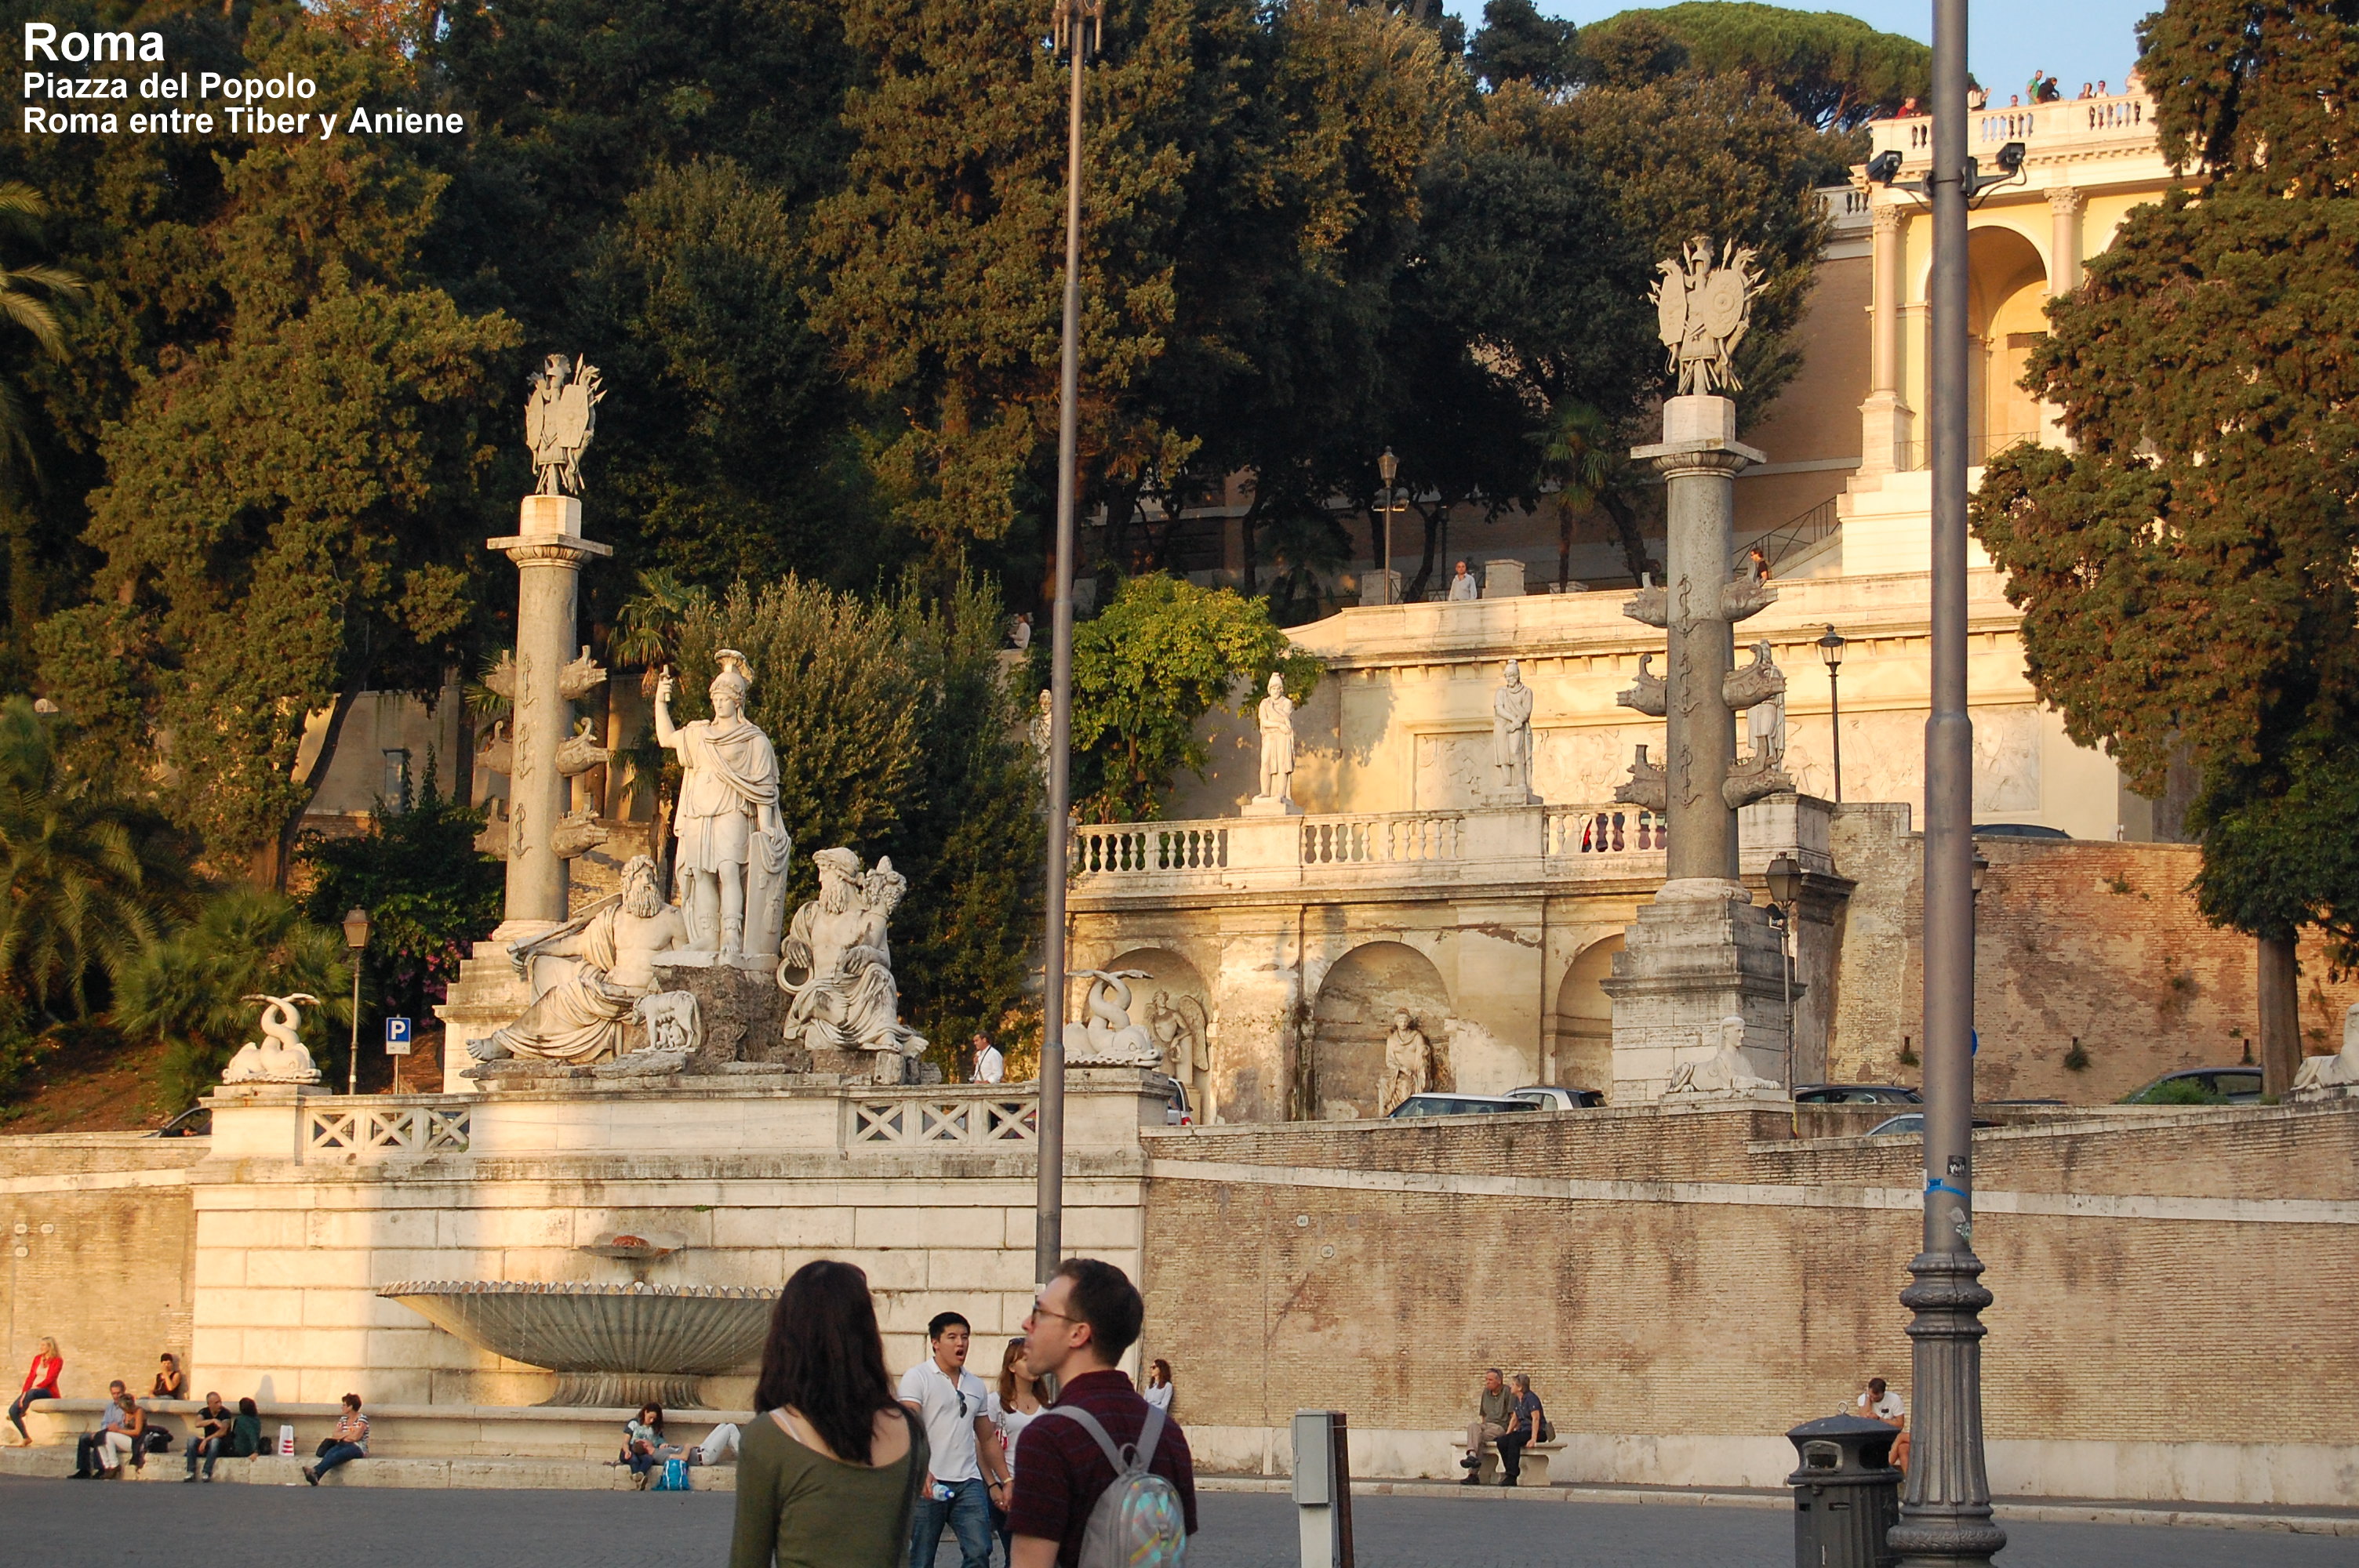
[2121,1068,2264,1105]
[1151,1075,1194,1127]
[1972,823,2070,840]
[1794,1083,1922,1106]
[1866,1112,2001,1137]
[146,1105,211,1138]
[1387,1093,1541,1120]
[1507,1086,1605,1110]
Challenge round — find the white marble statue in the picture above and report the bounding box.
[221,994,324,1085]
[1063,970,1162,1066]
[2292,1004,2359,1098]
[1252,673,1296,809]
[1664,1015,1783,1098]
[778,848,927,1083]
[1147,989,1211,1105]
[1032,689,1055,775]
[1492,660,1536,799]
[1652,235,1761,397]
[654,650,791,960]
[1750,691,1787,764]
[1379,1010,1435,1116]
[469,856,696,1067]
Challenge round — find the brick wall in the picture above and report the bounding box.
[2,1136,204,1399]
[1138,1105,2359,1460]
[1826,809,2359,1100]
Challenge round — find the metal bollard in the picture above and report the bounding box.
[1786,1414,1903,1568]
[1290,1409,1355,1568]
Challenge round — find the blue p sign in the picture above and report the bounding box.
[385,1017,413,1056]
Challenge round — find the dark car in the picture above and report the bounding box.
[1794,1083,1923,1105]
[1866,1112,2001,1137]
[2121,1068,2265,1105]
[145,1105,211,1138]
[1972,823,2070,840]
[1387,1093,1541,1120]
[1507,1086,1606,1110]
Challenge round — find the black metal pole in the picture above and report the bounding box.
[1890,2,2002,1562]
[1829,664,1844,804]
[1036,2,1091,1288]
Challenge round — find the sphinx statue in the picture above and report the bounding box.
[777,848,928,1083]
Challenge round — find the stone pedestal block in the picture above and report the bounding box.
[435,939,539,1092]
[1483,558,1527,599]
[651,956,794,1073]
[1601,879,1793,1103]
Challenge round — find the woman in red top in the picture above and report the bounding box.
[9,1337,62,1446]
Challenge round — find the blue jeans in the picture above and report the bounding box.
[907,1475,993,1568]
[313,1441,365,1477]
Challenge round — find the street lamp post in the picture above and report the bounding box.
[1374,448,1408,606]
[1816,625,1846,804]
[1037,0,1103,1290]
[1765,853,1801,1094]
[1891,2,2004,1563]
[341,907,371,1097]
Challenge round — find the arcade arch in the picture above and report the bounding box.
[1307,942,1452,1120]
[1554,935,1622,1099]
[1966,226,2048,460]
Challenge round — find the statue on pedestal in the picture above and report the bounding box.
[524,354,605,496]
[468,857,697,1068]
[655,651,791,960]
[1379,1010,1435,1116]
[1652,237,1761,397]
[1063,970,1163,1066]
[1664,1015,1783,1098]
[222,995,324,1085]
[1492,660,1536,800]
[778,848,928,1083]
[1249,673,1297,812]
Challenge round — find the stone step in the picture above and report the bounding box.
[0,1446,738,1492]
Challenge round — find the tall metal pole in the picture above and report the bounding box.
[1892,2,2002,1563]
[1036,0,1095,1288]
[1828,664,1844,804]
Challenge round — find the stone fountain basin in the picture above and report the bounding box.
[380,1280,780,1408]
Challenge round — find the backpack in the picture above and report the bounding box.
[1038,1404,1187,1568]
[652,1455,691,1491]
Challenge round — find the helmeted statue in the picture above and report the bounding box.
[1652,237,1761,397]
[655,650,791,960]
[524,353,605,496]
[778,848,928,1083]
[467,856,696,1067]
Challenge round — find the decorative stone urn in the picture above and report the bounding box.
[380,1279,779,1408]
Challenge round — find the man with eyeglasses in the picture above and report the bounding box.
[900,1311,1009,1568]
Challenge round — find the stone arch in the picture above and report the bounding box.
[1107,946,1216,1122]
[1308,941,1452,1120]
[1555,935,1623,1099]
[1965,226,2048,460]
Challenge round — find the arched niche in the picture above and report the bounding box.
[1307,941,1452,1121]
[1107,946,1216,1123]
[1554,935,1623,1100]
[1965,226,2048,459]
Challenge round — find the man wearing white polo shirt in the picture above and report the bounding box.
[900,1311,1009,1568]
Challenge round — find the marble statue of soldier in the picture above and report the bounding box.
[1255,672,1296,807]
[1492,660,1536,797]
[655,650,791,960]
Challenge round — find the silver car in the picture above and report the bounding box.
[1386,1093,1541,1119]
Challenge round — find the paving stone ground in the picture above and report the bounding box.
[4,1474,2343,1567]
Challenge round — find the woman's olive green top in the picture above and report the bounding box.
[729,1409,928,1568]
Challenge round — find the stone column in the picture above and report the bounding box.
[1856,202,1914,477]
[1604,396,1793,1103]
[1637,395,1762,883]
[2045,186,2084,296]
[489,494,611,931]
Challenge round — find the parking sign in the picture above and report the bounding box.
[385,1016,413,1056]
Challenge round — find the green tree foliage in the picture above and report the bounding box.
[1068,574,1320,822]
[1972,0,2359,953]
[0,695,199,1093]
[1470,0,1581,91]
[1582,4,1931,130]
[297,765,503,1030]
[27,18,518,872]
[667,575,1041,1063]
[115,887,351,1114]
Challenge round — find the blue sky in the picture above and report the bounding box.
[1441,1,2159,103]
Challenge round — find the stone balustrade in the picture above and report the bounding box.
[1868,89,2154,165]
[1070,797,1830,905]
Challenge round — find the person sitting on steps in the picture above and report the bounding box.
[182,1390,234,1480]
[302,1393,369,1486]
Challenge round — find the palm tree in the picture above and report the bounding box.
[0,182,85,476]
[1533,400,1654,587]
[0,697,199,1028]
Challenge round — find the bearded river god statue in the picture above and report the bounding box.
[777,848,928,1084]
[466,855,700,1071]
[656,650,791,962]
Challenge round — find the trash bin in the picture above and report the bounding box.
[1786,1413,1903,1568]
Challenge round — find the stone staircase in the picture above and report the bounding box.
[0,1443,739,1492]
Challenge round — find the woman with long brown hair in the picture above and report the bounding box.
[729,1261,927,1568]
[987,1338,1049,1563]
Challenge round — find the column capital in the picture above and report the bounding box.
[2045,184,2086,216]
[488,535,612,566]
[1870,201,1906,237]
[1633,444,1762,482]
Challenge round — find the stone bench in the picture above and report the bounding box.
[0,1442,740,1491]
[1477,1438,1565,1486]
